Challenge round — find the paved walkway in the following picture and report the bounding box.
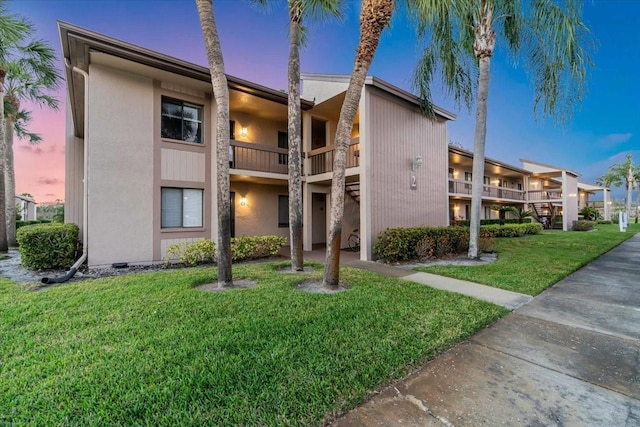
[332,233,640,426]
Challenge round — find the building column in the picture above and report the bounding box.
[603,188,611,221]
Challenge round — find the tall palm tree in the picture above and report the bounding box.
[195,0,233,287]
[599,154,638,222]
[286,0,341,272]
[0,1,32,252]
[323,0,394,289]
[417,0,593,258]
[4,57,60,247]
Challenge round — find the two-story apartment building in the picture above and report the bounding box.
[60,23,454,266]
[15,195,37,221]
[447,148,611,229]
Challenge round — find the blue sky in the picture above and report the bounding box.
[10,0,639,202]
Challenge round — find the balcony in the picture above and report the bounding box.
[230,140,288,175]
[308,140,360,176]
[527,190,563,201]
[448,180,525,201]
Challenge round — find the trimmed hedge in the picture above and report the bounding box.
[16,219,51,230]
[453,218,521,226]
[373,226,469,263]
[374,223,543,263]
[16,223,79,270]
[572,220,595,231]
[164,235,287,267]
[479,223,542,237]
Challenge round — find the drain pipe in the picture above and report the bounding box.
[42,62,89,284]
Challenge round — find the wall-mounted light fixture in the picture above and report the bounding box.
[240,197,247,206]
[568,193,577,198]
[240,127,248,138]
[411,155,423,172]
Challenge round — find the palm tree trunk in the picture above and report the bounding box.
[5,115,16,246]
[0,72,9,252]
[323,0,394,288]
[288,1,304,271]
[468,0,495,259]
[195,0,232,287]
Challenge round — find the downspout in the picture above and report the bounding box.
[42,62,89,284]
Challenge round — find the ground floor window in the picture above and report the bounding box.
[161,187,203,228]
[278,195,289,227]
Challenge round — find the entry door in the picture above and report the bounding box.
[230,192,235,238]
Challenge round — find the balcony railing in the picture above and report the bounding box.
[308,140,360,176]
[230,140,288,174]
[527,190,563,201]
[448,180,525,201]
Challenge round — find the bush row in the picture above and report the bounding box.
[452,218,522,226]
[373,223,542,263]
[16,219,51,230]
[16,223,79,269]
[572,220,595,231]
[479,223,542,237]
[165,235,287,267]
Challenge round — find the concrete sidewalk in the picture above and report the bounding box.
[332,233,640,426]
[345,260,533,310]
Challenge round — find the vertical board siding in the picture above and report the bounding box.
[161,149,206,182]
[368,89,448,246]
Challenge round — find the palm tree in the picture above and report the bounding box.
[323,0,394,289]
[0,1,32,252]
[4,56,60,247]
[195,0,233,287]
[286,0,342,272]
[418,0,593,258]
[599,154,638,223]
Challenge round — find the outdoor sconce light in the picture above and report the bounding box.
[411,155,423,172]
[240,197,247,206]
[240,127,248,138]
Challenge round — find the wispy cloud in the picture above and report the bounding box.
[19,145,43,154]
[598,133,633,147]
[37,177,62,186]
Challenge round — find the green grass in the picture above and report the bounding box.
[0,262,506,426]
[416,223,640,296]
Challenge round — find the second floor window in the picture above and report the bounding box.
[161,97,203,143]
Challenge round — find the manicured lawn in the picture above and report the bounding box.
[0,262,505,426]
[416,223,640,296]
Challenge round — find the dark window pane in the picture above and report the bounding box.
[161,188,182,228]
[278,195,289,227]
[162,116,183,140]
[161,97,203,143]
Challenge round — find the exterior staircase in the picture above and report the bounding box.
[345,182,360,203]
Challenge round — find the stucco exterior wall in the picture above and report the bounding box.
[87,64,154,266]
[64,95,84,234]
[230,182,290,240]
[230,112,286,147]
[365,86,448,257]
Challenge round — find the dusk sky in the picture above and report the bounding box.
[9,0,640,203]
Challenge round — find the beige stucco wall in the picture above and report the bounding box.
[64,95,84,235]
[231,113,287,147]
[230,182,290,240]
[365,86,449,258]
[87,64,154,266]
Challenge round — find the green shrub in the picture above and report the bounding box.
[16,223,79,269]
[478,236,496,253]
[231,235,286,262]
[479,223,541,238]
[16,219,51,230]
[572,220,595,231]
[454,218,520,226]
[165,239,216,267]
[164,235,286,267]
[374,226,470,262]
[597,220,613,224]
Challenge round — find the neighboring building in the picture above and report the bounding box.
[447,148,610,228]
[60,23,454,266]
[16,195,37,221]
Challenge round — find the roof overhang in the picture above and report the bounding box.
[59,22,314,138]
[520,158,581,178]
[449,146,532,176]
[301,72,456,121]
